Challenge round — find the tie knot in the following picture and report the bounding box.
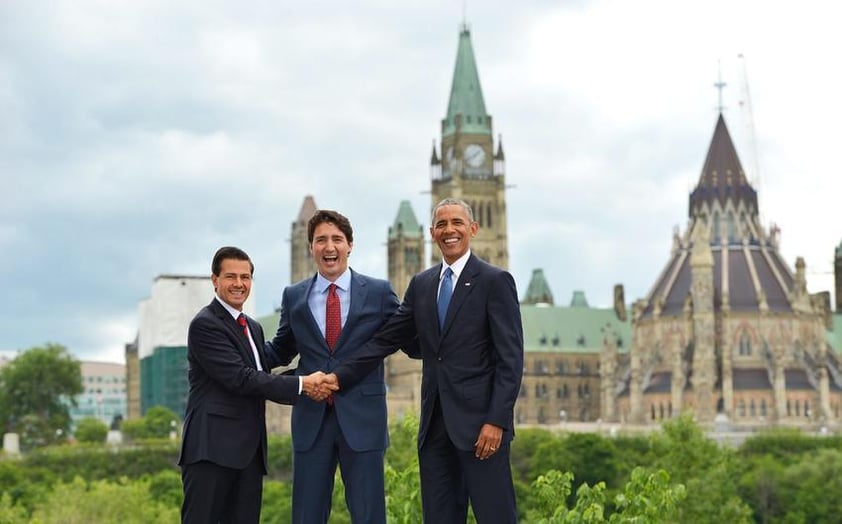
[328,283,337,295]
[237,314,247,327]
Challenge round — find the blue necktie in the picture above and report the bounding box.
[437,267,453,330]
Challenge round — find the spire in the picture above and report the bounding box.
[688,114,758,218]
[430,140,440,165]
[494,135,505,160]
[522,268,554,305]
[389,200,423,239]
[442,25,491,138]
[296,195,317,224]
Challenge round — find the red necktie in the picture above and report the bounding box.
[237,313,248,337]
[325,284,341,351]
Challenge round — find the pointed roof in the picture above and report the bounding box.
[688,113,758,217]
[442,25,491,138]
[430,141,440,165]
[570,290,590,308]
[522,268,554,305]
[389,200,423,239]
[296,195,317,224]
[494,135,505,160]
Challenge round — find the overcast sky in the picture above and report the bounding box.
[2,1,840,363]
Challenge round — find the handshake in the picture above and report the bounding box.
[300,371,340,401]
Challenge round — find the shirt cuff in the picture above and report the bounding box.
[297,376,303,395]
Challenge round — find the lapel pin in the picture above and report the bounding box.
[465,282,471,286]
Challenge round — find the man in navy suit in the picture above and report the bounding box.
[179,246,336,524]
[330,198,524,523]
[265,210,412,524]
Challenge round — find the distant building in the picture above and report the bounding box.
[68,361,127,429]
[129,274,255,418]
[602,114,840,428]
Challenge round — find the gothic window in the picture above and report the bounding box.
[760,399,767,417]
[562,384,569,398]
[739,332,752,356]
[750,399,756,417]
[787,399,791,416]
[712,210,721,241]
[738,399,746,417]
[651,404,656,420]
[795,400,800,416]
[727,211,736,242]
[659,403,665,420]
[556,360,566,374]
[486,204,492,228]
[805,400,811,418]
[476,202,484,226]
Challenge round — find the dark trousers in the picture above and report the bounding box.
[181,447,263,524]
[419,399,517,523]
[292,407,386,524]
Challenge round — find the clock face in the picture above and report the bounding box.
[464,144,485,167]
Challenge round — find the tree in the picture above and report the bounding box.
[143,406,180,438]
[0,344,83,450]
[75,418,108,444]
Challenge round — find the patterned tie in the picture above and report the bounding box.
[237,313,249,337]
[325,284,341,351]
[437,267,453,330]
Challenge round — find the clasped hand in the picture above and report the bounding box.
[301,372,340,401]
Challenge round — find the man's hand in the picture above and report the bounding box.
[474,423,503,460]
[301,371,340,401]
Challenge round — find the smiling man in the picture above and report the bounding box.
[265,210,412,524]
[329,198,524,523]
[179,246,337,524]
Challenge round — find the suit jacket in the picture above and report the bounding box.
[334,254,523,451]
[266,269,400,452]
[178,298,299,471]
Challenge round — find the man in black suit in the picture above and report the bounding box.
[330,199,524,523]
[179,246,336,524]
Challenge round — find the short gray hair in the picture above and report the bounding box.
[431,198,474,224]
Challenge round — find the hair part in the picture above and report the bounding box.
[307,209,354,244]
[212,246,254,276]
[431,198,474,224]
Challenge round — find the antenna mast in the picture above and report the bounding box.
[738,54,761,189]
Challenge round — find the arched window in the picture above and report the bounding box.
[749,399,756,417]
[760,398,767,417]
[737,399,746,417]
[739,332,752,356]
[712,210,721,241]
[727,211,736,242]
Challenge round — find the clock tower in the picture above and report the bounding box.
[431,24,509,269]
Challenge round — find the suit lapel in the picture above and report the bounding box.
[210,299,258,368]
[441,255,479,336]
[300,276,327,350]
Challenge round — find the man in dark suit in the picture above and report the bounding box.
[179,246,336,524]
[265,210,412,524]
[329,198,524,523]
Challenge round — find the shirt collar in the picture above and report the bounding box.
[215,295,242,320]
[316,268,352,294]
[440,250,471,281]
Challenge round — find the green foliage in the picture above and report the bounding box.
[120,406,180,442]
[266,434,294,480]
[23,440,180,482]
[75,417,109,443]
[525,467,686,523]
[144,405,180,438]
[0,343,83,451]
[0,492,29,524]
[738,428,842,464]
[260,480,293,524]
[30,476,179,523]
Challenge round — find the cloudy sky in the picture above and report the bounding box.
[2,1,840,363]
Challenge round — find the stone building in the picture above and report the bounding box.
[601,114,841,427]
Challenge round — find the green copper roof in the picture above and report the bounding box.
[570,290,590,308]
[389,200,423,239]
[522,268,554,305]
[442,25,491,138]
[521,304,631,354]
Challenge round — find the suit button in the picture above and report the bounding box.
[437,357,442,361]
